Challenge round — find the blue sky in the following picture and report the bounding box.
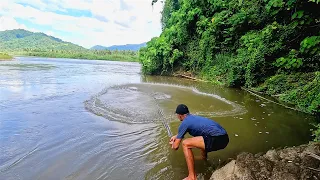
[0,0,163,48]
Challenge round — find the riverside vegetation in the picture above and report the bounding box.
[0,53,13,60]
[0,29,138,62]
[141,0,320,139]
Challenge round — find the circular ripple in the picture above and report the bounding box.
[85,83,247,124]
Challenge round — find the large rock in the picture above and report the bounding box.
[210,142,320,180]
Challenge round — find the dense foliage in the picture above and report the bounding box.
[141,0,319,113]
[0,29,138,62]
[255,72,320,114]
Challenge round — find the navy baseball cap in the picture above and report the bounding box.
[175,104,189,115]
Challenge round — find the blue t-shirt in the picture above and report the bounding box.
[177,114,227,139]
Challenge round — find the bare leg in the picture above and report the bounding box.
[181,136,206,180]
[182,144,196,180]
[201,149,207,160]
[194,149,207,160]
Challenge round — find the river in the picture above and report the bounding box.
[0,57,315,180]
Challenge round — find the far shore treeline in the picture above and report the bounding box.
[0,29,139,62]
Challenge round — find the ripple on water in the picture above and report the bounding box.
[84,83,247,124]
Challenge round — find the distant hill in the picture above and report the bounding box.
[91,42,147,51]
[90,45,108,50]
[0,29,86,51]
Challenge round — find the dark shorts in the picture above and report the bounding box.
[203,134,229,152]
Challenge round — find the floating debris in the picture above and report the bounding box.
[251,117,256,120]
[256,100,260,102]
[288,160,292,163]
[239,117,243,119]
[259,132,262,134]
[266,132,269,134]
[255,124,258,126]
[263,112,266,113]
[257,121,260,123]
[235,134,239,137]
[260,104,266,107]
[268,114,271,116]
[266,141,268,143]
[262,117,264,119]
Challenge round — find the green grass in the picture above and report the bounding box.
[0,53,13,60]
[11,51,139,62]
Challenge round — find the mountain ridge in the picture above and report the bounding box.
[0,29,85,51]
[91,42,147,51]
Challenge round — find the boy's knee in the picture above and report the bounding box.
[182,140,190,148]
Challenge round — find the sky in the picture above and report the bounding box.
[0,0,163,48]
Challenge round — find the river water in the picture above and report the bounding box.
[0,57,315,180]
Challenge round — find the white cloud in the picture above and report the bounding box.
[0,16,26,31]
[0,0,163,48]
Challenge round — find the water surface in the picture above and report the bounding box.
[0,57,315,180]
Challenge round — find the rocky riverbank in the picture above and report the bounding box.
[210,142,320,180]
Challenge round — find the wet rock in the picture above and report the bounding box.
[210,142,320,180]
[264,150,280,162]
[210,160,237,180]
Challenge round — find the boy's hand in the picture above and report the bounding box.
[169,135,177,145]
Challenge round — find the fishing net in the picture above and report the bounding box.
[84,83,247,124]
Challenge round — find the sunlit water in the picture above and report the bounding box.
[0,57,315,180]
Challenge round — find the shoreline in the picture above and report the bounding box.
[11,55,139,63]
[0,58,13,61]
[171,72,317,116]
[10,53,138,62]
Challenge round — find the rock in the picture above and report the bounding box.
[264,150,280,162]
[210,142,320,180]
[210,160,236,180]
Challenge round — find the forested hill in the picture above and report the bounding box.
[140,0,320,117]
[91,42,147,51]
[0,29,138,62]
[0,29,85,51]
